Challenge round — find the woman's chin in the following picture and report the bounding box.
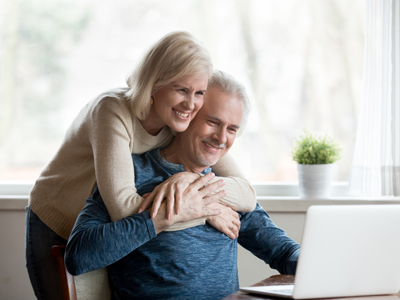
[168,122,190,132]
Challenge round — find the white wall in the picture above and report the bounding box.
[237,211,306,287]
[0,208,36,300]
[0,200,307,299]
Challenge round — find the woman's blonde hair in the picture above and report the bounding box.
[125,31,213,120]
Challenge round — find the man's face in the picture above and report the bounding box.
[179,87,243,168]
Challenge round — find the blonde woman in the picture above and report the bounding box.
[25,31,256,299]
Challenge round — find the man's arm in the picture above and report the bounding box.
[65,173,224,276]
[238,203,300,275]
[64,190,159,276]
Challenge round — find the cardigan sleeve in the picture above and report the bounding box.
[88,97,146,221]
[211,153,257,212]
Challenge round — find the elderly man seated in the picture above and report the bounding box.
[65,70,300,300]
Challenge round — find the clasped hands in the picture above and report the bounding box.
[138,172,241,239]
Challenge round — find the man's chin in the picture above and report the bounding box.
[208,160,218,166]
[196,153,219,168]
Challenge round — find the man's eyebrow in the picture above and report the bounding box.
[208,115,240,129]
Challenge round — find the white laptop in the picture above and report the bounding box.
[240,205,400,299]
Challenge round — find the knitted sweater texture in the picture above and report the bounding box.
[29,88,256,239]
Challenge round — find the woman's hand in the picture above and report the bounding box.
[206,203,241,240]
[152,173,226,233]
[138,172,209,219]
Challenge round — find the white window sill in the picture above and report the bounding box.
[1,181,400,212]
[253,182,400,212]
[0,196,28,210]
[257,196,400,212]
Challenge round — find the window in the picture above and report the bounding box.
[0,0,364,183]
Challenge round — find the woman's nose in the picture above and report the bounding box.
[183,95,195,110]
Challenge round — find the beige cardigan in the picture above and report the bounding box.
[29,88,257,240]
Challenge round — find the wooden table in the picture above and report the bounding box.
[222,275,400,300]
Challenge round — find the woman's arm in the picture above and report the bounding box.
[211,153,257,212]
[88,95,171,221]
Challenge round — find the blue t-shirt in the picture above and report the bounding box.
[66,148,300,300]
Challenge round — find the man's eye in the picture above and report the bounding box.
[196,91,205,96]
[228,128,237,133]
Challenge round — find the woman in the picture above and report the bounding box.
[26,31,256,299]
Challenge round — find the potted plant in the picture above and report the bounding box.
[292,130,342,199]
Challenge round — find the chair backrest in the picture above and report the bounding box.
[51,245,77,300]
[52,245,112,300]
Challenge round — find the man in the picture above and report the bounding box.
[65,70,300,300]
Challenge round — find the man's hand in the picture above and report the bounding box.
[207,203,241,240]
[138,172,202,219]
[152,173,225,234]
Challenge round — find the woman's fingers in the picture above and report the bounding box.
[145,172,227,222]
[198,179,225,199]
[138,191,156,213]
[232,220,240,233]
[191,172,215,190]
[224,227,237,240]
[229,224,239,238]
[204,204,241,240]
[233,217,241,232]
[140,172,198,218]
[203,190,226,206]
[166,186,175,220]
[150,186,168,218]
[229,210,241,231]
[225,209,240,239]
[204,208,222,218]
[174,184,184,215]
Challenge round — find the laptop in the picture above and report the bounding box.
[240,205,400,299]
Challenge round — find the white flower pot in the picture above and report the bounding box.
[297,164,334,199]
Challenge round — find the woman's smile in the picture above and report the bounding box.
[172,108,190,119]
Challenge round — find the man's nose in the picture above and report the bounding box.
[212,128,227,145]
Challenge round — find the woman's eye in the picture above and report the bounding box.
[196,91,205,96]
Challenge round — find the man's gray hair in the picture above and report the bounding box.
[208,70,250,135]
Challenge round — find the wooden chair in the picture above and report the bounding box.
[51,245,77,300]
[51,245,111,300]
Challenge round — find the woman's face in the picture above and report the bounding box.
[152,73,209,132]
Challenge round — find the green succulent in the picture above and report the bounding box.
[292,130,342,164]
